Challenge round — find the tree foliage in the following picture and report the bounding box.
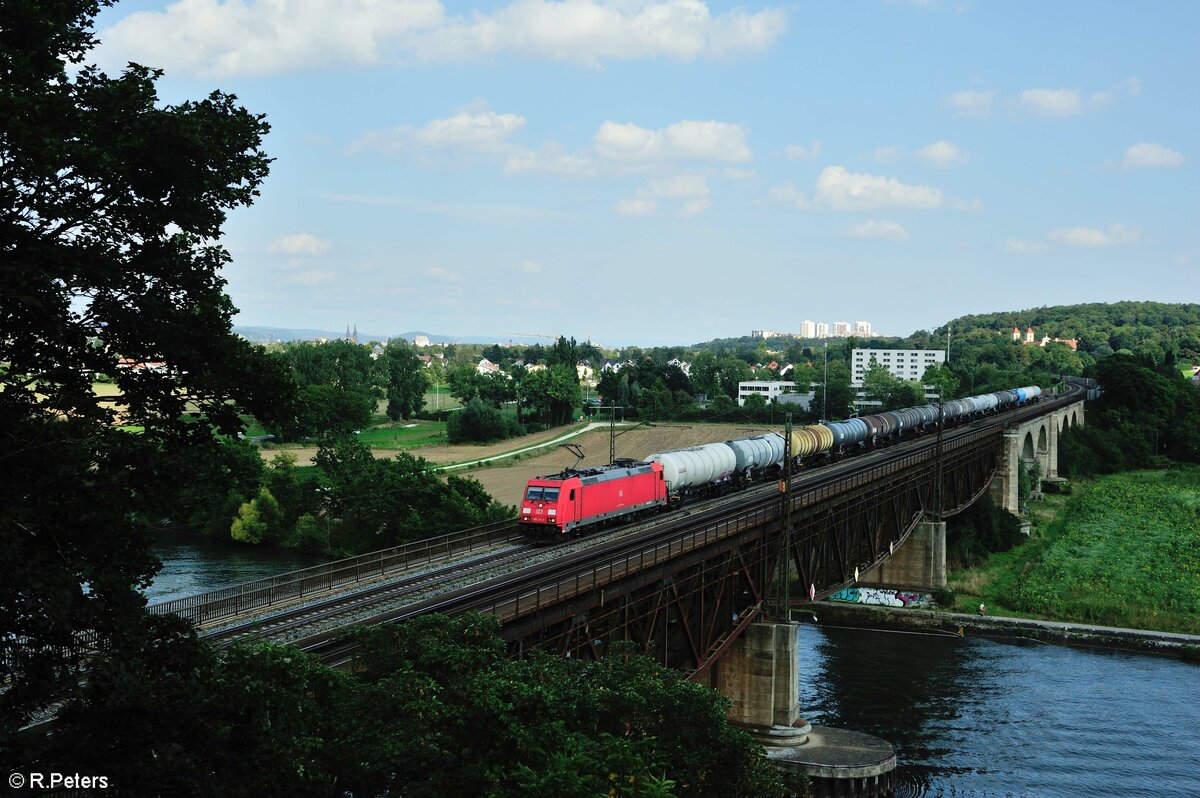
[447,398,524,443]
[381,340,427,421]
[313,438,511,550]
[1,0,289,740]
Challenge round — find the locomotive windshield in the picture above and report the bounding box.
[525,486,560,502]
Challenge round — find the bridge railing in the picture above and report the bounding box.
[148,517,518,626]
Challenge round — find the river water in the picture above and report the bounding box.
[147,546,1199,796]
[145,537,323,605]
[798,621,1200,797]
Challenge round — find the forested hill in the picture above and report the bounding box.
[940,301,1200,364]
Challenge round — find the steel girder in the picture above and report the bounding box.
[502,432,1002,674]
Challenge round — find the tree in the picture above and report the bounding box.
[380,341,427,421]
[921,362,959,401]
[1,1,289,743]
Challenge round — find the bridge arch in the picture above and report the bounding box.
[1037,424,1048,455]
[1022,431,1035,461]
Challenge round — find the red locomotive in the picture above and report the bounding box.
[519,460,667,540]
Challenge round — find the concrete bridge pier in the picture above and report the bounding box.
[859,520,946,590]
[717,621,897,797]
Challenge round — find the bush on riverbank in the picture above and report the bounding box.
[953,467,1200,634]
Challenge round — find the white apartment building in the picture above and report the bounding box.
[851,348,945,386]
[800,320,816,338]
[854,321,872,336]
[814,322,830,338]
[832,322,851,337]
[737,380,796,406]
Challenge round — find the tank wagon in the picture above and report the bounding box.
[520,385,1042,540]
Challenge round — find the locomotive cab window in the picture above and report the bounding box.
[541,488,560,501]
[569,489,575,500]
[525,487,546,501]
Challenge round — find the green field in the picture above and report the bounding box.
[950,467,1200,634]
[353,420,448,449]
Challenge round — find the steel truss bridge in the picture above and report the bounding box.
[274,386,1081,678]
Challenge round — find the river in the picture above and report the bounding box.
[798,621,1200,797]
[146,536,323,605]
[147,546,1200,796]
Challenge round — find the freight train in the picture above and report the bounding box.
[519,386,1042,540]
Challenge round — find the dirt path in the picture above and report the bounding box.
[257,420,599,468]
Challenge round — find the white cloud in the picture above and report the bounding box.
[784,141,821,159]
[614,198,657,216]
[1122,142,1186,169]
[286,270,336,286]
[645,174,709,199]
[355,108,526,155]
[945,89,994,118]
[97,0,786,78]
[268,233,331,255]
[614,173,711,216]
[520,260,542,273]
[1020,88,1084,118]
[1005,239,1046,255]
[849,220,910,241]
[1047,224,1141,247]
[916,140,967,167]
[873,146,902,164]
[767,183,810,209]
[1116,77,1142,96]
[595,120,752,162]
[424,266,463,281]
[813,166,942,211]
[504,143,597,176]
[1019,87,1125,118]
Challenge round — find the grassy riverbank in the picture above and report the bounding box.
[949,466,1200,635]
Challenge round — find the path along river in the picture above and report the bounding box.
[148,548,1200,796]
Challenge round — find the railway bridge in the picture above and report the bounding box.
[153,386,1084,781]
[160,385,1084,674]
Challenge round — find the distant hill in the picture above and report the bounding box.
[233,326,527,345]
[939,301,1200,363]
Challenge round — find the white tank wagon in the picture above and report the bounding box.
[645,442,738,494]
[725,433,786,473]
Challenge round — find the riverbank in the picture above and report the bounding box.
[946,466,1200,635]
[808,601,1200,660]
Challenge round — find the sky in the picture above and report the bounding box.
[90,0,1198,347]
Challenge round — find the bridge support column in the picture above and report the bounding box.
[717,622,808,744]
[717,622,897,796]
[860,520,946,590]
[989,430,1021,514]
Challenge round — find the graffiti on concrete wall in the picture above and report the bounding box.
[829,587,932,608]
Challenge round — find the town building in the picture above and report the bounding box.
[854,321,872,336]
[737,380,796,406]
[850,348,945,386]
[815,322,830,338]
[800,320,817,338]
[1012,326,1079,350]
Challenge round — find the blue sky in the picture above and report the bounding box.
[92,0,1198,346]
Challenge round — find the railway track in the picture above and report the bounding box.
[191,387,1084,656]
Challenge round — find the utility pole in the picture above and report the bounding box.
[599,403,625,464]
[776,413,794,621]
[822,339,828,422]
[933,397,944,520]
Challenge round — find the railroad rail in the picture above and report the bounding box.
[148,517,520,626]
[284,385,1083,669]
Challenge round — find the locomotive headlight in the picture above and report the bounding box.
[522,507,531,514]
